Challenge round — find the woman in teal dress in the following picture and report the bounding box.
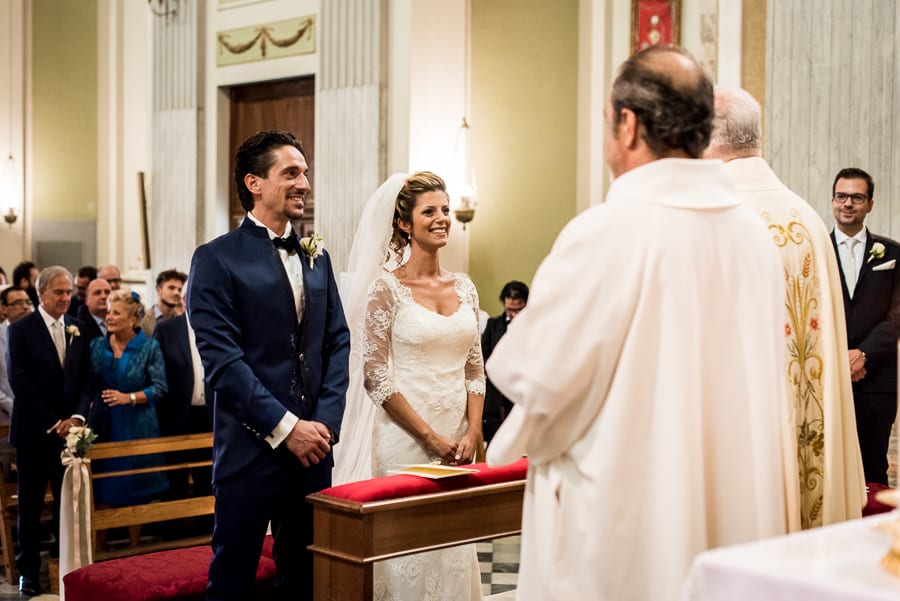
[88,290,168,506]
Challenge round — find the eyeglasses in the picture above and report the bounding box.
[7,299,33,307]
[833,192,870,205]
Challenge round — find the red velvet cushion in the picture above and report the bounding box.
[863,482,896,516]
[63,544,276,601]
[319,459,529,503]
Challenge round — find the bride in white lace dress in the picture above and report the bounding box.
[335,171,485,600]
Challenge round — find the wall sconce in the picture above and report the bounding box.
[453,197,475,229]
[2,154,18,228]
[453,0,477,230]
[147,0,178,18]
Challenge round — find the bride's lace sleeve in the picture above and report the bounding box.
[362,277,398,406]
[461,276,486,396]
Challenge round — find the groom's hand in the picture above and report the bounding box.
[285,420,332,467]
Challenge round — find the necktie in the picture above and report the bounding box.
[842,238,860,296]
[51,320,66,366]
[273,235,301,255]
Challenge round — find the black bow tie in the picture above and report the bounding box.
[272,235,301,254]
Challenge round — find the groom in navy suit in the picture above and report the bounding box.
[8,266,92,596]
[830,167,900,485]
[187,130,350,600]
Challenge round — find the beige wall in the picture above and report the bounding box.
[32,0,97,222]
[469,0,579,315]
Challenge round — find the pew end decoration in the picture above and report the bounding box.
[60,425,99,591]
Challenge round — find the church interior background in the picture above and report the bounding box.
[1,0,899,597]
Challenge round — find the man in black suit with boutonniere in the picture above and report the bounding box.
[7,266,92,596]
[830,167,900,485]
[187,130,350,600]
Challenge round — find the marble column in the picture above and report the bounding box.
[315,0,388,275]
[150,0,205,275]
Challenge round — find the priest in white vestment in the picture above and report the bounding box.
[706,86,866,529]
[486,47,794,601]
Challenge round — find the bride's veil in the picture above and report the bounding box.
[333,173,409,485]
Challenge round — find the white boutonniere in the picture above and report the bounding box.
[65,324,80,344]
[61,425,98,460]
[868,242,886,263]
[299,234,325,269]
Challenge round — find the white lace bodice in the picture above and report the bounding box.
[362,272,486,409]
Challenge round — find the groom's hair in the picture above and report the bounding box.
[234,130,306,212]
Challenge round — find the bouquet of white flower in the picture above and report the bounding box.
[62,425,98,460]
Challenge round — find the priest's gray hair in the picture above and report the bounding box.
[37,266,73,293]
[708,86,762,158]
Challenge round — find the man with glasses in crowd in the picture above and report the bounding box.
[830,167,900,485]
[0,287,34,418]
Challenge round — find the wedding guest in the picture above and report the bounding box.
[68,265,97,317]
[481,280,528,444]
[97,265,123,290]
[77,278,112,341]
[8,266,92,596]
[829,167,900,485]
[140,269,187,336]
[486,46,793,601]
[0,287,34,419]
[12,261,40,307]
[88,290,168,513]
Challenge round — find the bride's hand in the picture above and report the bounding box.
[452,431,479,465]
[424,431,458,464]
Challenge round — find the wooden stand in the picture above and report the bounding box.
[308,479,525,600]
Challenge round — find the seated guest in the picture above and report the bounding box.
[88,290,168,516]
[78,278,112,341]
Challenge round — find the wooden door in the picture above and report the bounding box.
[228,77,315,234]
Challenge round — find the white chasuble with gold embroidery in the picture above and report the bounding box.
[724,156,866,529]
[487,159,794,601]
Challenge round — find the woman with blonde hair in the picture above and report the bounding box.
[88,290,168,512]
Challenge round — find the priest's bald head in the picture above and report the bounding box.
[604,45,714,177]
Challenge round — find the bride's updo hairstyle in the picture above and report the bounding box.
[388,171,448,264]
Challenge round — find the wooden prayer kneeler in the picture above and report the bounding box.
[307,458,528,601]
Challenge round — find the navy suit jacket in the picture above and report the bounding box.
[186,219,351,483]
[76,305,105,342]
[831,228,900,394]
[153,313,212,436]
[7,310,93,448]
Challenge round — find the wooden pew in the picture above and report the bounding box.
[307,459,528,600]
[85,432,214,559]
[62,432,278,601]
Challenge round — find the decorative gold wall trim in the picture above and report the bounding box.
[217,16,315,67]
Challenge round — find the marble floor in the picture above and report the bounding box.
[479,535,521,596]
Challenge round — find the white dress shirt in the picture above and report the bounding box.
[245,212,304,448]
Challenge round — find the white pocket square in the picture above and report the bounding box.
[872,259,896,272]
